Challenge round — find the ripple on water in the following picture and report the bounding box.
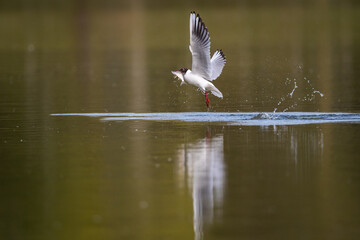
[50,112,360,126]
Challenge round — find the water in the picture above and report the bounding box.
[273,77,324,113]
[51,112,360,125]
[1,1,360,240]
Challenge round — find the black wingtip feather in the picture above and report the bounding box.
[191,12,210,46]
[219,49,226,59]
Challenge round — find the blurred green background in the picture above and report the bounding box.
[1,0,359,113]
[0,1,359,240]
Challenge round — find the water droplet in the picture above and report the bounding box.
[313,90,324,97]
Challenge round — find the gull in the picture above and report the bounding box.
[172,11,226,108]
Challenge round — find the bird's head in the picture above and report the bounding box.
[171,68,188,85]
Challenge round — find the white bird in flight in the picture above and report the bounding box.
[172,11,226,108]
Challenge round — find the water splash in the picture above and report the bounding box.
[289,81,298,98]
[273,77,324,113]
[252,112,278,120]
[301,77,324,100]
[273,79,298,113]
[313,91,324,97]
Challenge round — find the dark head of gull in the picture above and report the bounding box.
[179,68,188,74]
[171,68,188,85]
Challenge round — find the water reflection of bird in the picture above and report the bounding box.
[176,131,225,240]
[172,12,226,108]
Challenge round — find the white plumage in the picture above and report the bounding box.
[172,12,226,108]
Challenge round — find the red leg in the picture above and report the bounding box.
[205,91,210,108]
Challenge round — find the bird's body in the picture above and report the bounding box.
[172,12,226,108]
[183,70,223,98]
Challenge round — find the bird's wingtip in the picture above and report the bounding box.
[219,49,226,59]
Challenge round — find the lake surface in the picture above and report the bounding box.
[1,1,360,239]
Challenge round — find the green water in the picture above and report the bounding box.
[1,1,360,239]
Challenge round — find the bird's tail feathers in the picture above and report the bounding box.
[210,86,223,99]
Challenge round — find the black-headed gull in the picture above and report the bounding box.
[172,12,226,108]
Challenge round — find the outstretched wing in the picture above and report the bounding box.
[189,12,211,80]
[209,49,226,81]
